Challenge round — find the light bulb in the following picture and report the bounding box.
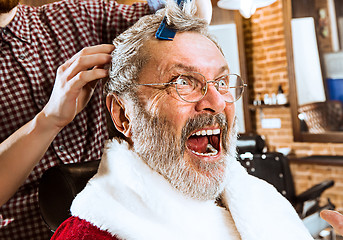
[239,0,256,18]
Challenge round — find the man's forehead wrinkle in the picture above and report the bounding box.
[142,33,231,80]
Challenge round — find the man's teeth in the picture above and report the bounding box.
[190,144,219,156]
[189,129,220,156]
[192,129,220,136]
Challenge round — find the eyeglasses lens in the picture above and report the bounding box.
[175,72,244,103]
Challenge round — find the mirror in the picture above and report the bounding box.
[284,0,343,142]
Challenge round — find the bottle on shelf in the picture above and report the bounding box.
[276,85,287,105]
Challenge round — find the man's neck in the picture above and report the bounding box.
[0,7,18,28]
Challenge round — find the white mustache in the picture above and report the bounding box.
[180,113,228,153]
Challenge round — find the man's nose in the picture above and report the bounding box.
[195,84,228,113]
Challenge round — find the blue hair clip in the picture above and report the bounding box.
[155,0,185,40]
[155,17,176,40]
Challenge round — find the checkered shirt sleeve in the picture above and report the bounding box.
[0,1,150,239]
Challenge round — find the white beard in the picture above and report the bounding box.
[129,102,237,201]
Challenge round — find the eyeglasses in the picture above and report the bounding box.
[137,72,247,103]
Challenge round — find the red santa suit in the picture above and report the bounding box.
[51,140,313,240]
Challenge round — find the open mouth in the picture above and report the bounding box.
[186,128,221,157]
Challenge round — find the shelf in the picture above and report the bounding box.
[289,155,343,166]
[249,103,289,110]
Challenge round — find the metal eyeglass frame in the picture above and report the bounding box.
[136,72,247,103]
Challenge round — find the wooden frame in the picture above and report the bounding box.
[283,0,343,142]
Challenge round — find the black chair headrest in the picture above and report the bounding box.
[38,160,100,232]
[237,134,266,154]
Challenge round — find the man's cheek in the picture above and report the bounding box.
[145,91,171,116]
[223,106,235,125]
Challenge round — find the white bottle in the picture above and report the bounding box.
[276,85,287,105]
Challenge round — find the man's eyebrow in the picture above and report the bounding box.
[169,64,230,75]
[217,65,230,75]
[169,64,199,73]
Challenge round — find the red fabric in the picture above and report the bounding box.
[0,1,149,239]
[51,216,120,240]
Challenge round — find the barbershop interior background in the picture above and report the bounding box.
[21,0,343,222]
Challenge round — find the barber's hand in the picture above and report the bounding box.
[42,44,115,129]
[194,0,212,24]
[147,0,212,24]
[321,210,343,236]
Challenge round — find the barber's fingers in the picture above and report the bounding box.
[59,53,112,81]
[63,44,115,68]
[320,210,343,235]
[58,44,114,80]
[68,67,108,91]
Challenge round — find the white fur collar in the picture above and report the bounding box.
[71,140,313,240]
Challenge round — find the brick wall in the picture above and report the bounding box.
[243,0,343,210]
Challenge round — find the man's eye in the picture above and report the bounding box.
[176,77,192,86]
[217,79,228,87]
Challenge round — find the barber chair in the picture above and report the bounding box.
[38,160,100,232]
[237,134,335,239]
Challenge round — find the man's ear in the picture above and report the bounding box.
[106,94,132,138]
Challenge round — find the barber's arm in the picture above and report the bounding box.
[0,44,114,207]
[321,210,343,235]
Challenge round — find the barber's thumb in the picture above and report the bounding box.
[321,210,339,221]
[320,210,343,233]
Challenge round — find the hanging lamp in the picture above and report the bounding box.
[217,0,277,18]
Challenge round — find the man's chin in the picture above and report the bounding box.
[174,152,228,201]
[184,149,226,177]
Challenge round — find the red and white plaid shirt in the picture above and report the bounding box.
[0,1,150,239]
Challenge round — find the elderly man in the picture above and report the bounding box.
[51,1,313,239]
